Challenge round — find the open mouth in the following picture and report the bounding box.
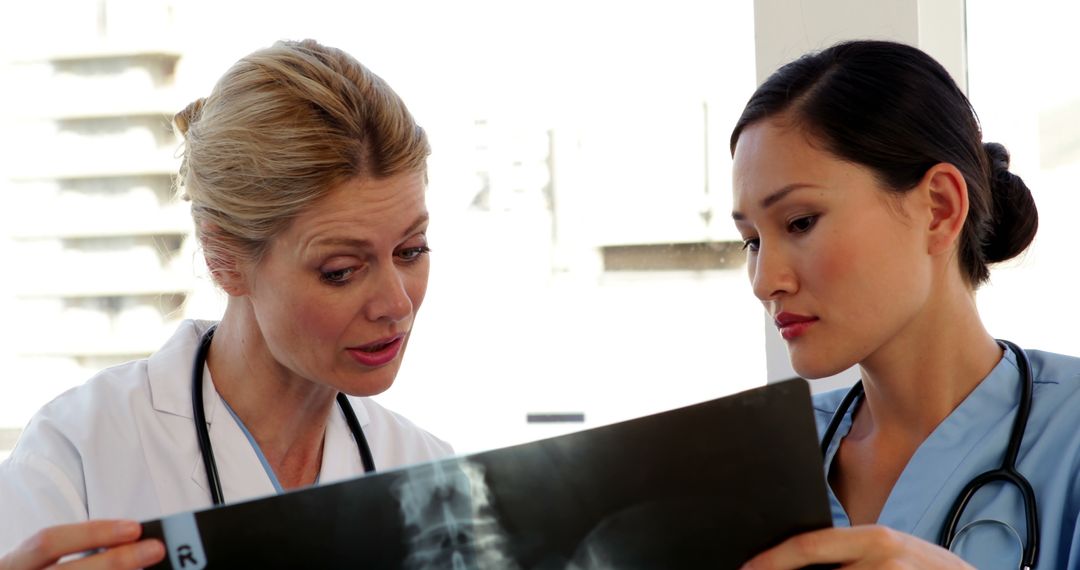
[358,338,395,352]
[347,335,405,367]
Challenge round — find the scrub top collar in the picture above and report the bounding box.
[821,345,1026,532]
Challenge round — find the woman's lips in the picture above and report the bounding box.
[347,334,404,367]
[774,313,818,341]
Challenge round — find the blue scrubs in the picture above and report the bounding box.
[815,345,1080,569]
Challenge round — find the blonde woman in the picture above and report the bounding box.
[0,39,451,569]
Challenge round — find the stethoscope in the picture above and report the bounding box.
[820,339,1039,570]
[191,324,376,506]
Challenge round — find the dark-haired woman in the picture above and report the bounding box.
[731,40,1080,569]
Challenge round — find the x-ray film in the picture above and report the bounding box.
[141,379,832,569]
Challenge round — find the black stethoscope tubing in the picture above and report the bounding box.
[820,339,1038,570]
[191,324,375,506]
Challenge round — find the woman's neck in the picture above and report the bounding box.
[830,277,1003,524]
[205,301,338,489]
[854,280,1002,443]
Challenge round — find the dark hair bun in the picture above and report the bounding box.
[982,142,1038,264]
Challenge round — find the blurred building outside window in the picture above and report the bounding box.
[0,0,761,457]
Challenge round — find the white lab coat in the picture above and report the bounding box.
[0,320,453,553]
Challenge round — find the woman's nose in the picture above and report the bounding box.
[750,243,797,301]
[364,266,413,323]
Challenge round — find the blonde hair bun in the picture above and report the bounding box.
[173,97,206,138]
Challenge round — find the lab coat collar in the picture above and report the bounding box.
[147,319,213,420]
[319,395,374,483]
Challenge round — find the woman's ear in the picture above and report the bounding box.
[200,223,250,296]
[922,163,969,256]
[208,258,249,297]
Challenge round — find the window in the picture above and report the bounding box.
[966,2,1080,354]
[0,1,760,454]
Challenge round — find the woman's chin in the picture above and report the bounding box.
[789,354,854,380]
[336,365,400,398]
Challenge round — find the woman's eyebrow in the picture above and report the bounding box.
[732,183,820,220]
[308,214,430,250]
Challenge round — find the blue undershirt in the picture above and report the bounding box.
[220,400,320,494]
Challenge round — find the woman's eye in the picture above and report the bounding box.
[320,268,354,285]
[788,215,818,233]
[397,245,431,261]
[740,238,760,253]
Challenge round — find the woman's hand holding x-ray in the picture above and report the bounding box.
[0,520,163,570]
[739,525,976,569]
